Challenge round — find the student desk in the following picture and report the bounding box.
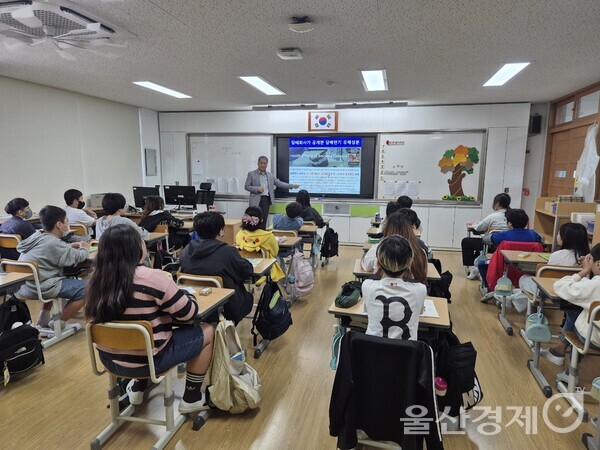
[371,218,383,227]
[144,232,169,246]
[182,287,235,324]
[529,276,564,398]
[328,296,451,337]
[0,272,32,295]
[243,257,276,359]
[366,227,383,238]
[362,241,373,254]
[352,259,441,282]
[500,250,548,273]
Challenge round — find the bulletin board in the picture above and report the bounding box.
[188,134,273,195]
[377,131,487,202]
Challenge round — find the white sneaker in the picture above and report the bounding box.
[466,267,480,280]
[178,395,210,414]
[126,380,145,406]
[556,370,579,386]
[540,348,565,366]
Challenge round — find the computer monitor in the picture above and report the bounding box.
[164,185,197,209]
[196,190,215,206]
[132,186,160,208]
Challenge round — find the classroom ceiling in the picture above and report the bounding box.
[0,0,599,112]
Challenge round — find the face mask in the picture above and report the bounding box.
[77,201,85,209]
[23,209,33,220]
[61,223,71,237]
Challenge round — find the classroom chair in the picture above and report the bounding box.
[70,223,88,236]
[238,248,266,258]
[176,273,223,288]
[272,229,298,238]
[86,321,191,450]
[0,233,21,260]
[0,259,80,348]
[520,264,580,347]
[558,301,600,422]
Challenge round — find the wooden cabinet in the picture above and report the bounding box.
[533,197,595,250]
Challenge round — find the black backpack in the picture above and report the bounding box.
[0,297,45,381]
[321,227,339,258]
[251,281,292,345]
[434,329,482,417]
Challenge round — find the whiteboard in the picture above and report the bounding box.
[188,134,272,195]
[377,132,486,202]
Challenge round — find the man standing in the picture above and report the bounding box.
[245,156,298,228]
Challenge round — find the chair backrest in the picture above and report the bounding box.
[0,259,43,300]
[86,321,162,382]
[303,221,316,226]
[238,248,266,258]
[272,229,298,237]
[70,224,88,236]
[176,273,223,288]
[0,234,21,249]
[535,264,580,278]
[155,224,168,233]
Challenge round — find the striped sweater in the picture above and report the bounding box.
[97,265,199,368]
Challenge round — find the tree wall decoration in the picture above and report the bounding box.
[437,145,479,201]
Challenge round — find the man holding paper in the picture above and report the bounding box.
[245,156,298,228]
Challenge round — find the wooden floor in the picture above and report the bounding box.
[1,247,598,449]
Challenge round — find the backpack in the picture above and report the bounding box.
[0,297,45,383]
[434,329,483,417]
[321,227,339,259]
[286,250,314,297]
[205,316,261,414]
[251,281,292,345]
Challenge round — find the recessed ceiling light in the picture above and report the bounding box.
[132,81,191,98]
[239,76,286,95]
[483,63,530,87]
[360,69,388,92]
[288,16,314,33]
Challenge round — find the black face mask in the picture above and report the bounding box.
[77,201,85,209]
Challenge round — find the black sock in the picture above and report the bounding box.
[182,372,205,403]
[131,379,148,392]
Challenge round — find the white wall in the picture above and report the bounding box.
[0,76,142,209]
[158,103,531,248]
[139,108,161,187]
[521,103,550,219]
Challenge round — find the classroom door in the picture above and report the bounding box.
[545,126,589,197]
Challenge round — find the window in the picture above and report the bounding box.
[576,90,600,119]
[555,102,574,125]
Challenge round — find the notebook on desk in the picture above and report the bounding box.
[420,299,440,318]
[539,253,552,261]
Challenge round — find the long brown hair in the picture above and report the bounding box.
[141,195,164,220]
[85,224,145,323]
[382,212,427,284]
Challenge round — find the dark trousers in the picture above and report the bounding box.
[461,237,483,266]
[259,195,271,230]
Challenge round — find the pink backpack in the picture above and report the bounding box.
[286,250,314,297]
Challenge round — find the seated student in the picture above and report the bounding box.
[397,195,413,209]
[477,208,542,286]
[272,201,304,231]
[85,224,214,413]
[295,189,324,227]
[540,245,600,382]
[362,235,427,340]
[64,188,97,230]
[361,212,428,284]
[180,212,253,324]
[0,198,37,259]
[16,205,89,328]
[95,193,149,240]
[235,206,285,282]
[385,201,402,218]
[519,222,589,295]
[462,193,511,279]
[138,195,190,249]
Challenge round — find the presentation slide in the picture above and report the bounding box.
[288,137,363,195]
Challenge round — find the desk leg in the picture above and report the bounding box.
[582,415,600,450]
[557,350,589,422]
[498,294,513,336]
[527,302,553,398]
[254,339,271,359]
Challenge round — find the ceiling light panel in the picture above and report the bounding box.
[132,81,191,98]
[483,63,530,87]
[360,69,388,91]
[239,76,285,95]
